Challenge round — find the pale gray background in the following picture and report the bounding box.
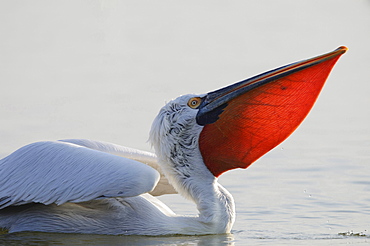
[0,1,369,245]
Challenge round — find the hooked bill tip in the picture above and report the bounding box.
[336,46,348,53]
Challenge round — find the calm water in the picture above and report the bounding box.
[1,0,370,245]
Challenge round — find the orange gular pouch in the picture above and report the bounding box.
[198,47,347,177]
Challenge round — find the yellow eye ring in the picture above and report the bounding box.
[187,97,202,109]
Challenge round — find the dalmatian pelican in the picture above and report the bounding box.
[0,46,347,235]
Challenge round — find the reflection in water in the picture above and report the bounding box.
[0,232,235,246]
[338,231,368,237]
[1,0,370,245]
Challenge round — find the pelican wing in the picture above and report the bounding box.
[0,141,160,209]
[60,139,177,196]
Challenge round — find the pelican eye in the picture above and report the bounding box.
[187,97,202,109]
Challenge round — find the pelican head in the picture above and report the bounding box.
[149,94,212,201]
[150,46,348,195]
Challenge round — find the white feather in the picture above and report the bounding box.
[0,95,235,235]
[59,139,177,196]
[0,141,159,208]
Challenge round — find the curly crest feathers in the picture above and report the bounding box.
[149,94,214,200]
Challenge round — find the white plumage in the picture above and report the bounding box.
[0,47,346,235]
[0,141,159,208]
[0,96,235,235]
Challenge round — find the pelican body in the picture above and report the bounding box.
[0,47,347,235]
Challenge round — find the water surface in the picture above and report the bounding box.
[0,0,369,245]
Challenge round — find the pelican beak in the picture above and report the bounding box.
[196,46,347,177]
[196,46,348,126]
